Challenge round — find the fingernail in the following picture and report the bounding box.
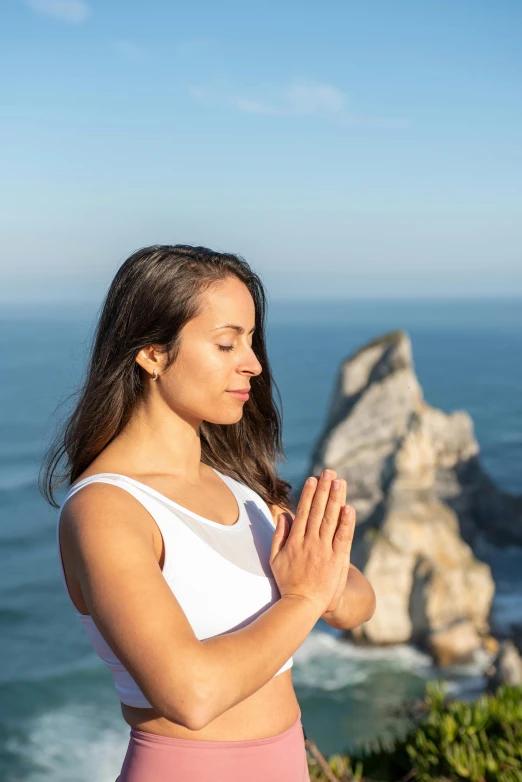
[332,480,341,489]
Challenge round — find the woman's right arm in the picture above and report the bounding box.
[61,473,351,730]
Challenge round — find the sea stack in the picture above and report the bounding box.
[305,329,522,665]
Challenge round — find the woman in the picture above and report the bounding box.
[40,244,376,782]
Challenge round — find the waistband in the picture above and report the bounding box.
[129,706,302,749]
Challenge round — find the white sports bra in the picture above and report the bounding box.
[56,467,293,708]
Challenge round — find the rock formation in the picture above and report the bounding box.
[486,640,522,689]
[305,330,521,665]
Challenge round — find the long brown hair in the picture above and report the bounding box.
[39,244,293,511]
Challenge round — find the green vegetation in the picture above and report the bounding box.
[306,683,522,782]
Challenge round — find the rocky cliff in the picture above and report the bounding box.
[306,330,522,665]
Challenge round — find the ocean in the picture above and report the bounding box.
[1,297,521,780]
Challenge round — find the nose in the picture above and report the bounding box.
[241,345,263,377]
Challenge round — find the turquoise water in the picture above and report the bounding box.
[1,298,521,779]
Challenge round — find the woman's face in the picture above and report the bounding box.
[152,276,263,425]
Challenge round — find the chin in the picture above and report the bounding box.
[204,409,244,425]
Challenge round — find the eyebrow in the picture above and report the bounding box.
[211,324,255,335]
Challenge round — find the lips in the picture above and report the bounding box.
[226,389,250,400]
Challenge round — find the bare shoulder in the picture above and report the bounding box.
[60,480,154,555]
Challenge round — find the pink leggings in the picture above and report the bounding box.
[115,706,310,782]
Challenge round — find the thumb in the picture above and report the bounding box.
[270,513,288,561]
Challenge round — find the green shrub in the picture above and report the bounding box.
[402,682,522,782]
[307,683,522,782]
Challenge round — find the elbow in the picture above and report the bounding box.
[161,688,210,731]
[358,581,377,625]
[184,691,212,731]
[365,586,377,623]
[163,675,215,732]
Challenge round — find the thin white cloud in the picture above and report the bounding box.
[110,40,144,61]
[25,0,90,23]
[191,79,410,128]
[191,80,346,117]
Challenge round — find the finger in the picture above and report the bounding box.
[332,478,347,533]
[319,478,345,543]
[332,505,356,555]
[338,498,357,556]
[279,512,292,545]
[269,513,287,562]
[305,469,337,537]
[333,482,354,549]
[289,476,318,539]
[345,504,356,551]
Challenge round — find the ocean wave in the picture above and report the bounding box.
[2,654,102,687]
[443,675,488,699]
[292,631,434,690]
[437,646,495,679]
[292,631,495,692]
[3,702,127,782]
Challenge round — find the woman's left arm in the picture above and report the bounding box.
[269,504,376,631]
[320,563,376,631]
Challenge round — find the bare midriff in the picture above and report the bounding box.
[119,670,300,741]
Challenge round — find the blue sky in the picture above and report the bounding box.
[1,0,521,302]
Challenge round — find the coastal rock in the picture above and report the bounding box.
[486,640,522,689]
[482,635,500,656]
[427,620,483,667]
[347,497,494,658]
[305,329,518,662]
[309,331,424,524]
[309,329,522,547]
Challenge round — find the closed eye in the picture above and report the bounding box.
[218,345,234,351]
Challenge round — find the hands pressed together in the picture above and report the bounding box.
[269,469,357,617]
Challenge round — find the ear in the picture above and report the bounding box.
[135,345,164,375]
